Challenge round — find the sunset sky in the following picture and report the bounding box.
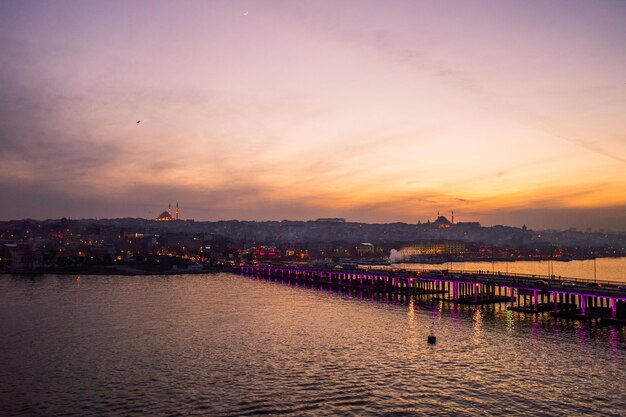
[1,1,625,230]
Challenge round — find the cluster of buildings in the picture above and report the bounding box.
[1,208,624,271]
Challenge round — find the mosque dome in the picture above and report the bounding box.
[153,202,180,221]
[155,211,174,221]
[433,216,452,228]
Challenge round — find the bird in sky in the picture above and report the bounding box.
[137,120,141,124]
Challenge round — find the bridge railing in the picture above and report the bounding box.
[424,269,622,286]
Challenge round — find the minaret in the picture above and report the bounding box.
[451,210,454,225]
[176,202,179,220]
[168,203,171,217]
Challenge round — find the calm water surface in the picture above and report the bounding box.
[1,273,625,416]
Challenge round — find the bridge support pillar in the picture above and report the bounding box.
[533,290,539,312]
[453,282,459,300]
[580,296,586,314]
[510,287,514,307]
[553,292,558,313]
[611,298,617,317]
[474,283,478,303]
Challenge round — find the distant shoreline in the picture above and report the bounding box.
[3,256,625,278]
[0,265,232,277]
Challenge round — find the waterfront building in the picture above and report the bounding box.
[400,240,466,257]
[355,242,376,256]
[5,243,44,269]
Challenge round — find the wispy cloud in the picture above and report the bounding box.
[0,1,625,230]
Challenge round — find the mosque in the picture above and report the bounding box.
[154,202,180,221]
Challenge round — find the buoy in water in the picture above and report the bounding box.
[428,322,436,344]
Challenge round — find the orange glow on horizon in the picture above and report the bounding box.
[0,2,625,230]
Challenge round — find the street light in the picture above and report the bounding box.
[594,257,597,283]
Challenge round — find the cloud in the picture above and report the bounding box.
[280,2,626,167]
[557,136,626,164]
[1,172,624,232]
[1,1,625,231]
[473,204,626,232]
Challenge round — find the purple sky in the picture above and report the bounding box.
[1,1,625,230]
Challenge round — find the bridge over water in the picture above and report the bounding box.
[235,265,626,325]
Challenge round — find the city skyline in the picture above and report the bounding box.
[1,1,625,231]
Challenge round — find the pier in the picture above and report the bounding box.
[235,265,626,324]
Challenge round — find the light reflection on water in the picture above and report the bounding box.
[0,272,624,417]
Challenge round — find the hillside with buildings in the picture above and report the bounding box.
[1,212,625,272]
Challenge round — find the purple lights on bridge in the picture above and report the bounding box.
[235,265,626,322]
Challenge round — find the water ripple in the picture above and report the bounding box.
[0,273,624,416]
